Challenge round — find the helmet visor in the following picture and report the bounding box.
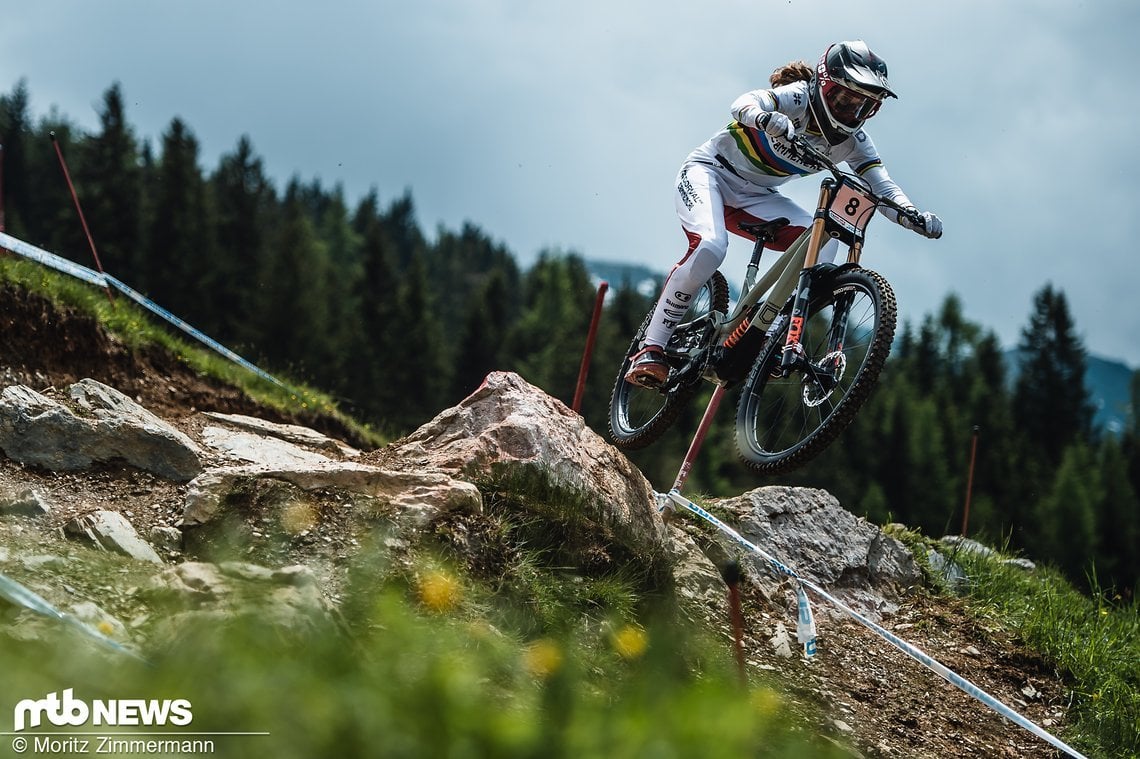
[824,82,882,126]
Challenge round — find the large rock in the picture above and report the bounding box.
[142,561,340,647]
[0,379,203,481]
[201,425,338,468]
[182,462,483,528]
[201,412,360,458]
[389,371,665,556]
[709,486,922,620]
[64,510,164,564]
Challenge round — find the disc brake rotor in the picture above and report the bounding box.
[802,350,847,407]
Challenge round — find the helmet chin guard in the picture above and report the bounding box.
[808,40,896,145]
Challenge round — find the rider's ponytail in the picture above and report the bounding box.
[770,61,813,87]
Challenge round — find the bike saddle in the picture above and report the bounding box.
[738,217,790,243]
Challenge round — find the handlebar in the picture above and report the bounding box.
[789,136,922,226]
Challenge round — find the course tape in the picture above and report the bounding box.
[0,232,287,389]
[0,571,146,662]
[662,488,1089,759]
[0,231,107,286]
[103,274,287,389]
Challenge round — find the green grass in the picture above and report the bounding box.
[944,542,1140,757]
[0,255,383,448]
[2,587,847,758]
[0,507,847,759]
[8,252,1136,756]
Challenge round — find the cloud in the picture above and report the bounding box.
[1,0,1136,365]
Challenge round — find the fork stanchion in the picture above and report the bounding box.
[572,280,609,414]
[671,383,727,492]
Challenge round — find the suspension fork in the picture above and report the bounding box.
[827,292,854,355]
[779,181,834,374]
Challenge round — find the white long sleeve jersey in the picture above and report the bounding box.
[687,81,913,213]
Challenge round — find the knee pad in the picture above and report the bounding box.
[671,239,727,295]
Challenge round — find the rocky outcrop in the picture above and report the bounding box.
[390,371,666,557]
[0,371,923,650]
[141,561,339,649]
[0,379,203,481]
[182,463,482,529]
[708,487,921,619]
[64,509,164,564]
[0,487,51,517]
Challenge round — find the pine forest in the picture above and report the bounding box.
[2,80,1138,598]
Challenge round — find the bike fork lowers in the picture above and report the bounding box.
[779,269,814,375]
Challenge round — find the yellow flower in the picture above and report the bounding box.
[611,625,648,660]
[750,687,782,717]
[418,570,462,613]
[280,501,317,535]
[522,639,563,678]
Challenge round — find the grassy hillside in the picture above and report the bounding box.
[2,255,1137,757]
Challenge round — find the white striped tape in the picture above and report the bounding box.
[0,232,287,389]
[662,488,1089,759]
[0,571,146,662]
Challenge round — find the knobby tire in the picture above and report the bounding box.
[735,267,896,474]
[609,272,729,450]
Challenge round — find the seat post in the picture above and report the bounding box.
[738,218,788,292]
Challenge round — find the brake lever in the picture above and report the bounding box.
[790,137,830,173]
[902,207,924,228]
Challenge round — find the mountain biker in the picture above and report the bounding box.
[625,40,943,388]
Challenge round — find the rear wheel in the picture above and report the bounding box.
[609,272,729,450]
[735,268,896,473]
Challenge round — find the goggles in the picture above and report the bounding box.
[823,82,883,126]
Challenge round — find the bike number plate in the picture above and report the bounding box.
[828,182,876,236]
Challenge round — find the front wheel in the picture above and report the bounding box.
[735,267,896,474]
[610,272,729,450]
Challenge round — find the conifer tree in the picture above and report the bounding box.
[76,83,143,280]
[344,202,402,425]
[506,252,594,403]
[382,191,425,269]
[959,332,1018,540]
[210,135,277,347]
[1094,439,1140,593]
[451,267,512,401]
[0,80,32,238]
[1037,443,1100,585]
[313,186,360,389]
[431,223,521,329]
[254,179,332,376]
[1012,285,1094,468]
[145,118,215,320]
[388,249,449,430]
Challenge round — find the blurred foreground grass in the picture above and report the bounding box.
[0,469,847,757]
[0,566,843,759]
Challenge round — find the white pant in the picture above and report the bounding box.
[644,161,837,347]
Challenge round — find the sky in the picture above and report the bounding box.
[2,0,1138,367]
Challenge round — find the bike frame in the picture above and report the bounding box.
[615,136,920,478]
[702,140,912,382]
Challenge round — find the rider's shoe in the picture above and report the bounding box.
[624,345,669,388]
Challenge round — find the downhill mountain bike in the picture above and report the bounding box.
[610,136,931,475]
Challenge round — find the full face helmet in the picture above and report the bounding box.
[808,40,896,145]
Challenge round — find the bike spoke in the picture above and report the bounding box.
[609,272,729,450]
[736,270,895,473]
